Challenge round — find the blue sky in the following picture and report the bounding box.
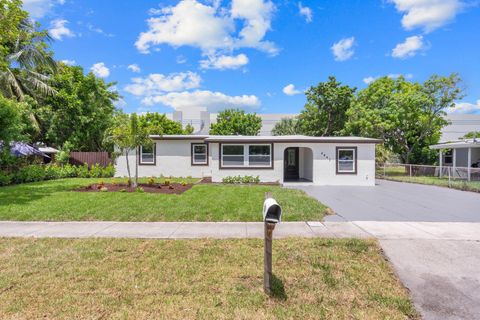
[24,0,480,115]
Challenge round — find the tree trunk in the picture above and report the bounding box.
[134,147,139,188]
[125,149,132,187]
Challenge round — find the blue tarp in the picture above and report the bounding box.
[0,141,50,158]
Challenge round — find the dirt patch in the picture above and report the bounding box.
[76,183,192,194]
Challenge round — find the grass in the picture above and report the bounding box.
[0,178,327,221]
[380,166,480,193]
[0,238,418,319]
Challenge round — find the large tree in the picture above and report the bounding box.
[0,0,56,101]
[138,112,193,135]
[34,63,119,151]
[344,74,463,164]
[210,108,262,135]
[271,117,303,136]
[299,76,356,136]
[0,96,22,144]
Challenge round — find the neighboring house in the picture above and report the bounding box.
[430,139,480,181]
[114,135,382,186]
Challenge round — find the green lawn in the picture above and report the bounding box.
[0,238,418,319]
[0,178,326,221]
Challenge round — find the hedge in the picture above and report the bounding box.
[0,163,115,186]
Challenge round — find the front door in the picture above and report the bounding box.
[284,147,299,181]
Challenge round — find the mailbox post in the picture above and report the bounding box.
[263,192,282,296]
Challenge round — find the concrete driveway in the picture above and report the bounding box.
[294,180,480,320]
[296,179,480,222]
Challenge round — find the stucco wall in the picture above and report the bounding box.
[115,140,376,186]
[114,140,212,178]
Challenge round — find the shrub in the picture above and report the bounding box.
[15,165,46,183]
[0,162,116,187]
[76,164,90,178]
[148,177,155,185]
[0,172,13,186]
[89,164,103,178]
[60,164,77,178]
[222,175,260,184]
[135,187,144,193]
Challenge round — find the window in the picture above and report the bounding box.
[192,143,208,165]
[139,144,155,165]
[222,145,245,166]
[221,144,272,168]
[336,147,357,174]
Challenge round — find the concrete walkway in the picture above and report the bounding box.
[2,220,480,240]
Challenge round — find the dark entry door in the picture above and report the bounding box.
[284,147,299,181]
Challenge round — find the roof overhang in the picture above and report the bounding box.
[149,135,383,144]
[430,140,480,149]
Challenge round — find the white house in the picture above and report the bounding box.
[114,135,382,186]
[430,139,480,181]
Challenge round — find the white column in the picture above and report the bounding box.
[439,149,443,178]
[452,148,457,179]
[468,147,472,182]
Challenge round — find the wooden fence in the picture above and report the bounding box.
[69,152,112,168]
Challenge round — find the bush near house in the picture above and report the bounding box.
[0,163,115,186]
[222,175,261,184]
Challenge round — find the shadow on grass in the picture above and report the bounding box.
[270,273,287,300]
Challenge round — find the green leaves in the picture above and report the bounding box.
[137,112,191,135]
[299,76,355,136]
[344,74,463,164]
[209,109,262,136]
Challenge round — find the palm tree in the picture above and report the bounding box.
[0,19,57,132]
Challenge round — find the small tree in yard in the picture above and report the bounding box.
[105,113,150,187]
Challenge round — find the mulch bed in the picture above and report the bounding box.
[76,183,193,194]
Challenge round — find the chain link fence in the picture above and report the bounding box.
[377,163,480,192]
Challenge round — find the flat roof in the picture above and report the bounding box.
[430,139,480,149]
[149,134,383,144]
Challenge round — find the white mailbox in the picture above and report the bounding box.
[263,198,282,224]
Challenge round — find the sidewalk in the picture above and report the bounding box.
[2,220,480,240]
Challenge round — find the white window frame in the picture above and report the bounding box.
[139,145,155,165]
[337,147,356,174]
[221,143,272,168]
[192,143,208,165]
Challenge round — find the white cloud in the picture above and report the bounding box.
[298,2,313,23]
[282,84,301,96]
[86,24,114,37]
[60,59,76,66]
[127,64,141,73]
[363,73,414,84]
[176,55,187,64]
[135,0,277,57]
[200,54,249,70]
[49,19,75,40]
[389,0,465,33]
[331,37,355,61]
[22,0,64,19]
[447,100,480,114]
[392,35,426,59]
[90,62,110,78]
[363,76,376,84]
[124,72,201,96]
[141,90,260,112]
